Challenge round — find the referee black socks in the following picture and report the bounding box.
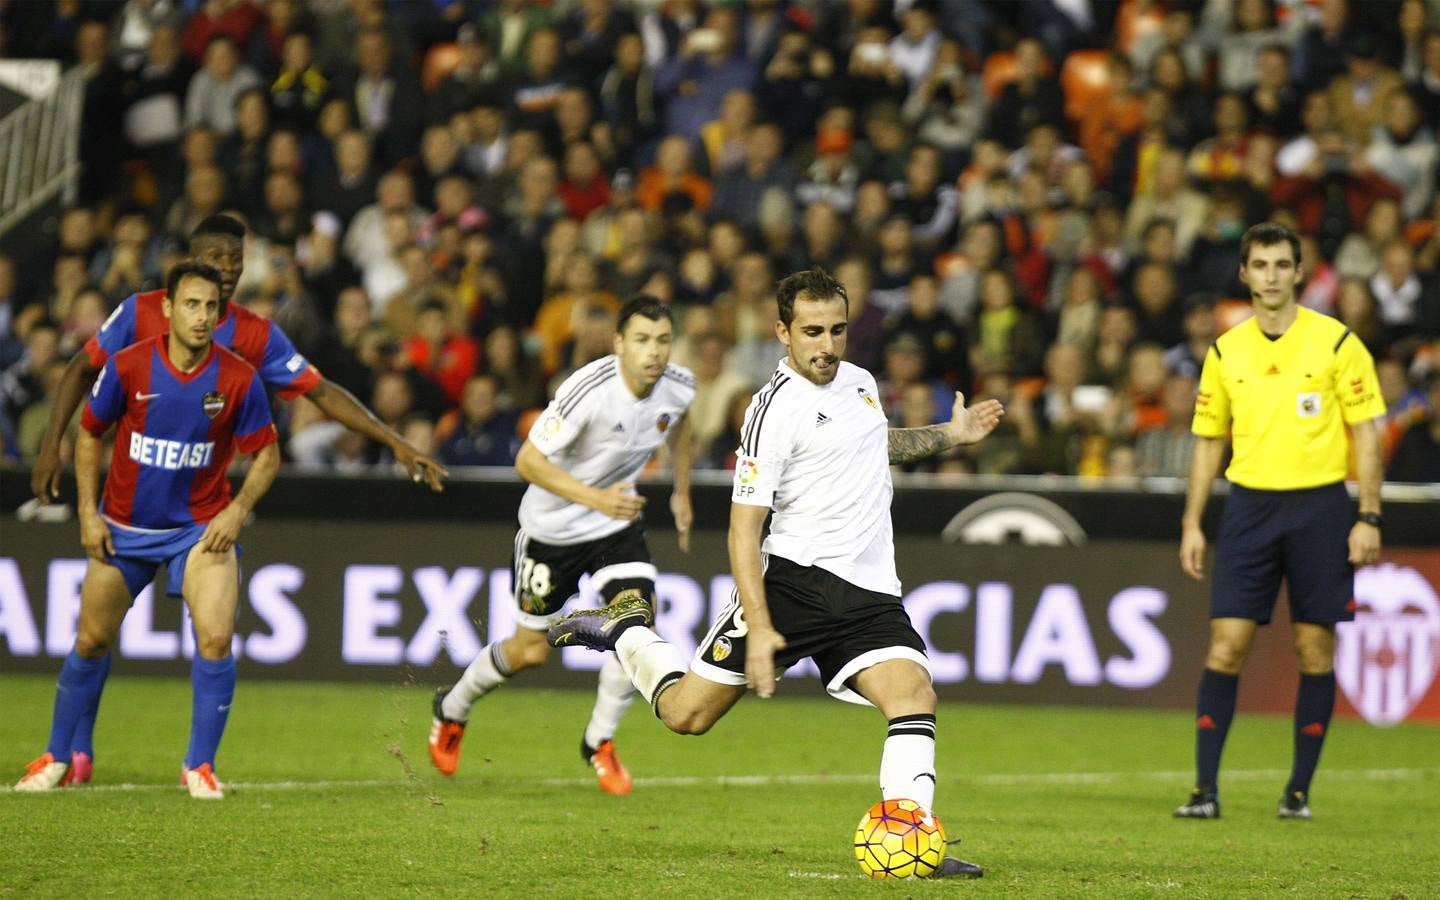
[1195,668,1239,791]
[1287,672,1336,796]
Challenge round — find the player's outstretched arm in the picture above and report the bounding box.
[1179,435,1228,580]
[32,353,102,502]
[887,391,1005,464]
[515,440,645,520]
[303,378,449,491]
[1347,418,1383,566]
[200,442,280,553]
[667,414,695,552]
[74,428,113,560]
[728,502,786,698]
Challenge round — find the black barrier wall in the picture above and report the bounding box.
[5,518,1440,722]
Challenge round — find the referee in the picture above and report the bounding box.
[1174,223,1386,821]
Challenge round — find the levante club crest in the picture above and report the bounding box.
[201,391,226,419]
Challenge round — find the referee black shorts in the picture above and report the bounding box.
[1211,482,1356,626]
[692,555,931,706]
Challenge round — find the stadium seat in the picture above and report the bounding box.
[982,52,1019,101]
[1115,0,1166,55]
[1061,49,1113,122]
[422,42,463,93]
[1215,298,1256,334]
[982,51,1053,101]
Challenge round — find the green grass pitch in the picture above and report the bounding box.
[1,674,1437,898]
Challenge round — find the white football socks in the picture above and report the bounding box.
[443,641,513,722]
[615,627,686,704]
[583,654,637,751]
[880,714,938,811]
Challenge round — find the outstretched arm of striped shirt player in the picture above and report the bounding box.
[887,391,1005,464]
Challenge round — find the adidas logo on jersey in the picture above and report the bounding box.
[129,433,215,470]
[816,412,832,425]
[613,423,625,432]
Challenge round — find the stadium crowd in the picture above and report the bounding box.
[1,0,1439,483]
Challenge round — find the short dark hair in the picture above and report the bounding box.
[616,294,672,333]
[166,261,223,299]
[776,267,847,326]
[1240,222,1301,266]
[190,214,246,245]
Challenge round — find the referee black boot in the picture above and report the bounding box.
[1173,787,1220,819]
[547,596,653,651]
[932,857,984,878]
[1277,790,1312,820]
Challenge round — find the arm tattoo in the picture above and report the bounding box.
[888,425,954,464]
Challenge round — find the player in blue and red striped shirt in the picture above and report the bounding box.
[16,262,280,799]
[28,214,448,784]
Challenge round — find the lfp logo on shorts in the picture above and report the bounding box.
[1335,564,1440,726]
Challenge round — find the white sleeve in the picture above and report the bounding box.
[528,366,608,455]
[731,377,797,507]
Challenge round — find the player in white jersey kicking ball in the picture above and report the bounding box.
[549,269,1003,875]
[429,295,696,794]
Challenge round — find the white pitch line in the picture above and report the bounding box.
[2,767,1436,796]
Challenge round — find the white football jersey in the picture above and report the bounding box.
[520,355,696,545]
[731,358,899,595]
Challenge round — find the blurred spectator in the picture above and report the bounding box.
[1213,0,1290,93]
[712,122,793,230]
[598,31,658,161]
[510,27,571,135]
[796,124,860,214]
[1270,131,1402,259]
[1164,297,1216,380]
[1129,262,1184,347]
[1386,372,1440,482]
[121,22,191,165]
[1135,373,1198,478]
[886,273,969,387]
[0,319,61,454]
[1125,148,1209,258]
[406,300,479,405]
[1335,197,1403,281]
[532,252,620,375]
[637,135,712,213]
[684,330,752,462]
[971,268,1046,379]
[110,0,184,70]
[1329,33,1403,145]
[1370,240,1423,335]
[1413,30,1440,127]
[437,374,519,468]
[429,24,503,126]
[890,143,957,253]
[336,28,422,168]
[185,34,261,135]
[558,141,612,221]
[1365,91,1438,220]
[78,20,127,204]
[700,88,756,176]
[760,25,836,148]
[655,7,757,141]
[478,0,553,76]
[270,30,331,133]
[182,0,264,65]
[1294,0,1351,91]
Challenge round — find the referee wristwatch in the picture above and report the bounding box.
[1356,512,1384,529]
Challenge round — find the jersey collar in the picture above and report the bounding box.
[156,335,216,382]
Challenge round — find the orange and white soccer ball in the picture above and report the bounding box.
[853,798,947,879]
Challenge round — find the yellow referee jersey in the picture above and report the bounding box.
[1191,306,1386,490]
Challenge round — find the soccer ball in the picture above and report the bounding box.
[853,798,947,879]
